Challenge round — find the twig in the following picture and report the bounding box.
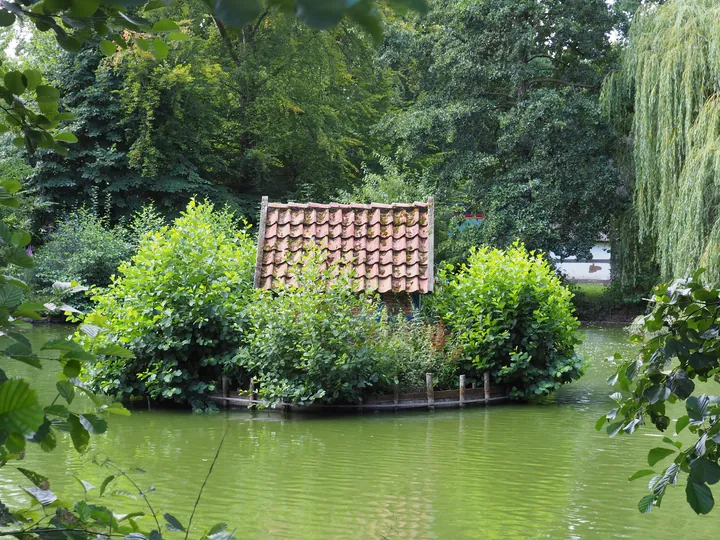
[184,427,230,540]
[102,461,162,533]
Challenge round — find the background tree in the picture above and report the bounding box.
[602,0,720,282]
[371,0,621,259]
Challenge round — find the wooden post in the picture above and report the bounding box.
[459,375,466,408]
[249,378,256,409]
[393,382,399,405]
[484,371,490,403]
[426,197,435,292]
[221,376,229,410]
[426,373,434,410]
[253,196,269,288]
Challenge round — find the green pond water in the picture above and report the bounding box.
[2,324,719,538]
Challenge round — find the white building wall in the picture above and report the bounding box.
[552,241,611,283]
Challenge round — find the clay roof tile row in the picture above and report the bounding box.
[254,198,434,293]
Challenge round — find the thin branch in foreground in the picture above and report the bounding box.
[184,427,231,540]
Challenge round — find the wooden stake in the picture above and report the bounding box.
[484,371,490,403]
[426,373,434,410]
[221,376,229,410]
[459,375,465,408]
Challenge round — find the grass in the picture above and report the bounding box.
[573,282,608,299]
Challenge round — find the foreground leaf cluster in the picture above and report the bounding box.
[597,269,720,515]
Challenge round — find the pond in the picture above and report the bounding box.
[2,324,718,538]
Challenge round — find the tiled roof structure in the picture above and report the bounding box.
[254,197,434,293]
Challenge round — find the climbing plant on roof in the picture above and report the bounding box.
[602,0,720,281]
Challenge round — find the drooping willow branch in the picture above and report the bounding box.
[601,0,720,281]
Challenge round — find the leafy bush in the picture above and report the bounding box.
[375,313,456,392]
[126,202,167,247]
[82,200,256,411]
[235,250,390,406]
[34,207,133,289]
[597,269,720,515]
[433,243,584,398]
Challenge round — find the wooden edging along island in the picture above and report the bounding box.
[211,372,511,413]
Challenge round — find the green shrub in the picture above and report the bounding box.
[433,243,584,398]
[375,313,457,392]
[82,200,256,410]
[235,250,389,406]
[127,203,167,247]
[34,207,133,289]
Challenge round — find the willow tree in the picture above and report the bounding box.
[603,0,720,280]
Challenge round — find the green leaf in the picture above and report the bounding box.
[44,404,69,418]
[56,380,75,405]
[75,500,91,521]
[22,486,57,506]
[56,33,83,53]
[54,132,78,143]
[63,359,82,378]
[638,494,654,514]
[0,10,16,27]
[68,414,90,453]
[79,413,107,434]
[135,37,152,51]
[100,475,115,496]
[628,469,656,482]
[606,421,623,437]
[687,394,710,423]
[74,476,95,493]
[152,18,178,31]
[152,39,169,61]
[4,72,26,95]
[661,436,682,449]
[594,413,606,431]
[0,378,44,435]
[295,0,344,29]
[10,231,30,249]
[164,513,185,532]
[99,40,117,56]
[103,401,131,416]
[207,523,227,536]
[69,0,99,18]
[690,457,720,486]
[686,479,715,515]
[166,31,190,42]
[213,0,262,28]
[648,447,676,466]
[17,468,50,488]
[23,69,42,91]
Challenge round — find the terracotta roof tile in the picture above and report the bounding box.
[254,199,434,293]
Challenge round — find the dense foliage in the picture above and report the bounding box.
[597,270,720,515]
[602,0,720,282]
[433,244,584,397]
[375,312,456,392]
[34,207,133,290]
[0,0,426,157]
[82,201,255,410]
[373,0,621,259]
[235,250,390,406]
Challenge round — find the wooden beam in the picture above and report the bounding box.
[253,196,269,288]
[426,196,435,292]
